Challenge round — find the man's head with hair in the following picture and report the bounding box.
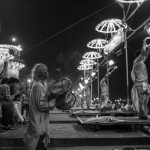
[31,63,48,81]
[7,77,19,95]
[134,39,149,58]
[7,77,19,85]
[1,78,8,85]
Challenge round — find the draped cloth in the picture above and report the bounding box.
[24,81,53,150]
[131,82,150,116]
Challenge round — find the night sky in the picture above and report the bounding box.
[0,0,150,101]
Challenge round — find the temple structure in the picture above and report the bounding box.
[0,44,25,78]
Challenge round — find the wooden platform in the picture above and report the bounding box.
[71,109,138,117]
[77,115,150,131]
[0,109,150,150]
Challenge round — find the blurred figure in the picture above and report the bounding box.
[99,74,109,111]
[13,86,25,124]
[80,96,85,109]
[20,87,29,119]
[24,63,56,150]
[80,86,91,109]
[131,39,150,120]
[84,86,91,109]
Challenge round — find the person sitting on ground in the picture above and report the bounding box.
[13,86,26,125]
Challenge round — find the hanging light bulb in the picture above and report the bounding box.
[108,60,115,66]
[84,79,89,84]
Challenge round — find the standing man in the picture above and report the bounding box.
[99,74,109,111]
[131,39,150,120]
[84,86,91,109]
[24,63,56,150]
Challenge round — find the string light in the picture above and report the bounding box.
[116,0,145,3]
[0,44,22,51]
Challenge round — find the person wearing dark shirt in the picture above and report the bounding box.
[24,63,56,150]
[131,39,150,120]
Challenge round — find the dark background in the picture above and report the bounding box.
[0,0,150,101]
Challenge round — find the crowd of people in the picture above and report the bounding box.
[0,63,57,150]
[76,38,150,121]
[0,38,149,150]
[0,77,29,134]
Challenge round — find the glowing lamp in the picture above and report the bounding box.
[79,83,84,90]
[6,56,25,78]
[95,18,125,34]
[82,51,102,59]
[144,23,150,35]
[108,60,115,66]
[91,72,96,77]
[27,78,32,84]
[80,59,97,65]
[9,57,25,71]
[84,79,89,84]
[77,64,92,70]
[116,0,145,3]
[81,76,84,80]
[87,39,108,49]
[12,38,17,42]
